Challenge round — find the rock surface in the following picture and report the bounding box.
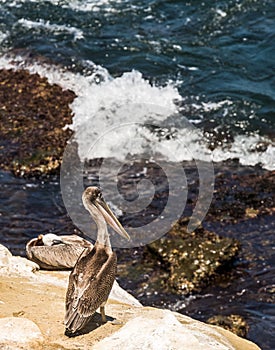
[0,317,43,348]
[206,169,275,223]
[207,315,249,338]
[119,218,240,295]
[0,244,40,276]
[0,244,260,350]
[93,310,237,350]
[0,68,75,177]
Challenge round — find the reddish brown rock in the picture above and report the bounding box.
[0,68,76,176]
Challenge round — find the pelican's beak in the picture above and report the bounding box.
[52,238,65,245]
[95,197,130,241]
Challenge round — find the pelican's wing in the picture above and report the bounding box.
[27,244,86,270]
[65,247,117,333]
[65,247,94,309]
[78,252,117,316]
[60,235,93,248]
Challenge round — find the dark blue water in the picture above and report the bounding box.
[0,0,274,149]
[0,0,275,169]
[0,1,274,348]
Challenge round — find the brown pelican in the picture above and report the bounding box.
[26,233,93,270]
[64,186,130,336]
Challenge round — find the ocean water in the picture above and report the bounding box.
[0,0,274,169]
[0,0,274,348]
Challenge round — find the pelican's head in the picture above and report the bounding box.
[41,233,65,246]
[82,186,130,241]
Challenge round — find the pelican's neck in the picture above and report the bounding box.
[97,219,111,247]
[88,208,111,248]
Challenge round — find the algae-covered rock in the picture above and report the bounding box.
[147,218,240,295]
[207,314,249,338]
[0,68,76,176]
[207,169,275,222]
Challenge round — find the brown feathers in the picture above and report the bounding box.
[65,243,117,334]
[26,234,93,270]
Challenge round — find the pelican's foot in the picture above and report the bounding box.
[65,328,82,338]
[109,318,123,325]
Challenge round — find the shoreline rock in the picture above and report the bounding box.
[147,218,240,295]
[207,315,249,339]
[117,218,240,303]
[0,68,75,177]
[0,244,260,350]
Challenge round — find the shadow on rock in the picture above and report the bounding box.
[64,312,115,337]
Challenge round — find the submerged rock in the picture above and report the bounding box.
[0,68,76,176]
[207,315,249,338]
[207,169,275,222]
[147,218,240,295]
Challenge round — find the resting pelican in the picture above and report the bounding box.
[26,233,93,270]
[64,186,130,336]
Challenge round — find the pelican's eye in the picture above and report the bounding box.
[95,188,102,199]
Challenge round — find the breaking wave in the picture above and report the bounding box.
[0,54,274,170]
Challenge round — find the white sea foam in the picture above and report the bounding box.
[18,18,84,41]
[212,134,275,170]
[0,30,8,44]
[60,0,123,12]
[3,0,123,13]
[69,69,183,160]
[0,54,92,93]
[0,54,273,170]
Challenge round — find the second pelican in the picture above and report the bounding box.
[64,186,130,335]
[26,233,92,270]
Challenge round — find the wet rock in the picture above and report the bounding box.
[147,218,240,295]
[0,68,76,176]
[257,284,275,304]
[208,169,275,222]
[207,315,249,338]
[0,317,43,347]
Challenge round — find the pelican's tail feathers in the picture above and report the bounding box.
[65,309,89,335]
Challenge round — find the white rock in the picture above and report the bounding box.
[93,310,235,350]
[0,244,39,277]
[9,256,40,275]
[0,245,12,270]
[110,280,142,307]
[0,244,261,350]
[0,317,43,344]
[0,244,141,307]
